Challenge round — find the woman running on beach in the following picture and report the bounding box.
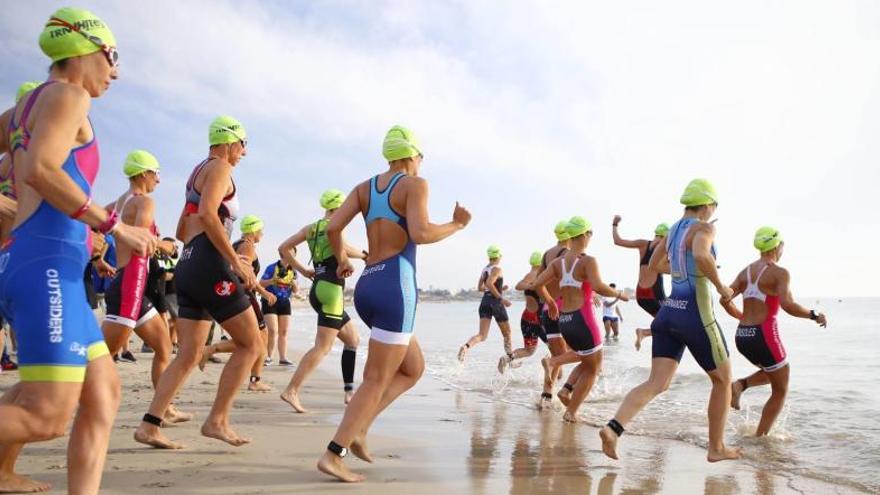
[612,216,669,350]
[200,214,277,392]
[278,189,367,411]
[497,251,547,372]
[600,179,742,463]
[601,284,623,341]
[0,8,156,492]
[134,116,261,449]
[534,217,627,422]
[260,259,297,366]
[458,245,513,364]
[101,150,189,422]
[728,226,827,435]
[316,125,471,482]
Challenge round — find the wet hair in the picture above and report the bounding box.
[684,203,716,212]
[49,58,70,72]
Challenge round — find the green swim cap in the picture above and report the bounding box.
[529,251,543,267]
[39,8,116,63]
[680,178,719,207]
[654,223,670,237]
[487,245,502,259]
[554,220,571,241]
[382,125,422,162]
[320,189,346,210]
[209,115,247,146]
[15,81,41,104]
[754,226,783,252]
[240,215,264,234]
[123,150,160,178]
[566,216,592,238]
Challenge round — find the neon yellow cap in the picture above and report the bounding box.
[382,125,422,162]
[320,189,346,210]
[487,245,502,259]
[654,223,670,237]
[680,178,719,207]
[123,150,160,178]
[39,8,116,63]
[554,220,571,241]
[754,226,783,252]
[15,81,41,104]
[240,215,264,234]
[529,251,543,267]
[566,216,592,238]
[209,115,247,146]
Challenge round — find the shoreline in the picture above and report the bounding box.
[0,344,867,494]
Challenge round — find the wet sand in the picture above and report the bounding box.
[0,346,862,494]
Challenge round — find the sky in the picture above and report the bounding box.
[2,1,878,297]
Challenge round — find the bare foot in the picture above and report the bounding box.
[708,445,743,463]
[248,380,272,392]
[457,345,468,363]
[344,390,354,405]
[0,472,51,493]
[198,347,213,371]
[562,410,579,423]
[497,355,509,374]
[164,404,193,424]
[201,422,251,447]
[541,356,555,388]
[350,437,373,463]
[557,388,571,406]
[280,389,307,413]
[317,451,365,483]
[730,379,744,410]
[599,426,619,460]
[134,425,183,449]
[635,328,651,351]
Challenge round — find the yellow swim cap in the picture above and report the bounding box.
[654,223,670,237]
[529,251,543,267]
[680,178,719,207]
[754,226,783,252]
[123,150,160,178]
[566,216,592,238]
[15,81,41,104]
[320,189,346,210]
[487,245,502,259]
[209,115,247,146]
[39,8,116,62]
[240,215,264,234]
[382,125,422,162]
[554,221,571,241]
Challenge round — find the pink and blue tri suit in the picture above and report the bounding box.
[0,81,109,383]
[734,265,787,372]
[353,172,417,346]
[650,217,729,372]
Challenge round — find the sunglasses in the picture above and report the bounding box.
[46,17,119,68]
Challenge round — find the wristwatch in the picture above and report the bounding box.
[809,310,818,321]
[327,441,348,458]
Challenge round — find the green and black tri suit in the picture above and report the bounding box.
[307,219,352,330]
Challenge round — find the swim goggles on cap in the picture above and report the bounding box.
[218,126,247,148]
[46,17,119,68]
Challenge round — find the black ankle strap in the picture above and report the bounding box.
[142,413,163,426]
[250,375,260,383]
[563,383,574,392]
[541,392,552,399]
[607,419,624,437]
[327,440,347,457]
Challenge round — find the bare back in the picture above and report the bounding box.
[355,170,413,263]
[734,261,783,326]
[542,244,568,300]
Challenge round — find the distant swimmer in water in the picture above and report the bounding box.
[498,251,548,372]
[458,245,513,364]
[612,216,669,350]
[728,226,827,436]
[316,125,471,482]
[601,283,624,341]
[533,217,627,422]
[600,179,743,463]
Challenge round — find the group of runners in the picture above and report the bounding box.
[459,178,828,463]
[0,6,829,493]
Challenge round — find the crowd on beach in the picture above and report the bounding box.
[0,7,829,493]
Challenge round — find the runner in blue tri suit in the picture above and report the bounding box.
[0,8,155,493]
[316,125,471,482]
[600,178,743,464]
